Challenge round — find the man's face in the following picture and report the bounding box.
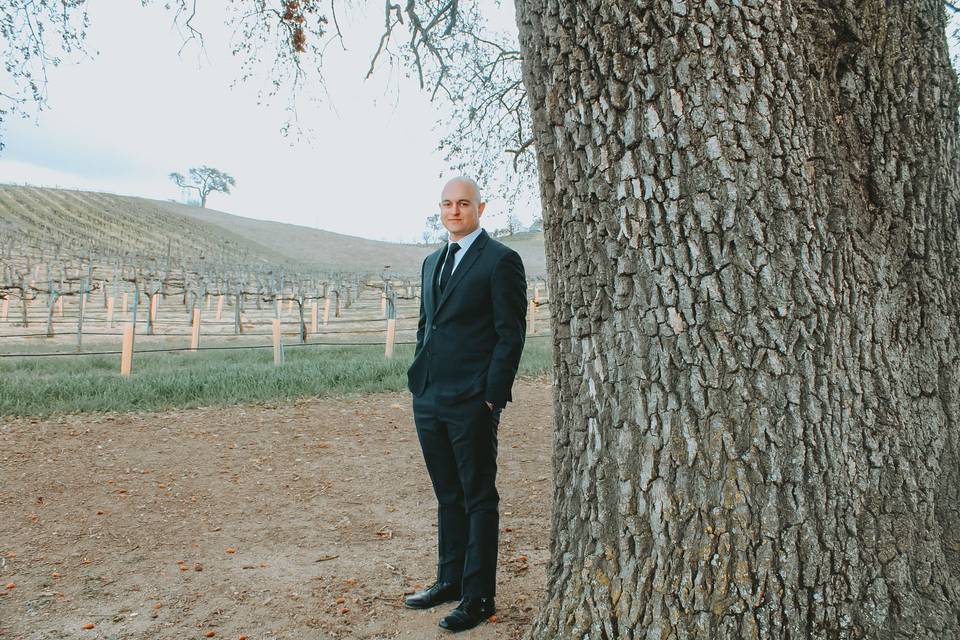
[439,180,485,240]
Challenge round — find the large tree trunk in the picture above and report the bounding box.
[515,1,960,638]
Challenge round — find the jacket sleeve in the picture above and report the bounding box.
[415,257,428,357]
[485,250,527,408]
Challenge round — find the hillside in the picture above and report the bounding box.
[180,205,547,277]
[0,185,291,270]
[174,204,435,275]
[0,185,547,276]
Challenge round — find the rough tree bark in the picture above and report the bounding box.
[515,1,960,638]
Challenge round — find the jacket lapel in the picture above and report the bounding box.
[434,229,488,316]
[424,247,444,315]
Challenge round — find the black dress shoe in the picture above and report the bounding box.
[439,597,496,632]
[404,581,461,609]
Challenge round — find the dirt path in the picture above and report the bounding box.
[0,380,554,640]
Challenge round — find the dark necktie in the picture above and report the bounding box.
[438,243,461,294]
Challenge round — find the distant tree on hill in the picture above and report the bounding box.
[505,213,522,235]
[491,213,524,238]
[421,212,445,244]
[168,166,236,208]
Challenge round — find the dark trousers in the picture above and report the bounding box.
[413,388,501,598]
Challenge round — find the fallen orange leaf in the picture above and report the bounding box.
[5,582,14,589]
[82,623,95,630]
[225,548,237,554]
[205,631,216,638]
[51,572,61,578]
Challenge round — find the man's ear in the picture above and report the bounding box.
[478,201,486,217]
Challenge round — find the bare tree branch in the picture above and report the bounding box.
[1,0,537,202]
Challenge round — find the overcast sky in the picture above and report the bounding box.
[0,1,528,243]
[3,6,960,243]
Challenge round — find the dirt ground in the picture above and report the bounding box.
[0,380,554,640]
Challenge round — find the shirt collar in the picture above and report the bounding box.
[447,226,483,255]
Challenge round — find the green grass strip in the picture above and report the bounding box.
[0,340,553,417]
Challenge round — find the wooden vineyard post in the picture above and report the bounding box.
[311,301,318,335]
[107,297,115,328]
[234,289,243,335]
[297,296,307,344]
[528,299,537,334]
[1,296,8,322]
[322,298,330,326]
[76,280,87,352]
[385,318,397,358]
[146,293,155,336]
[150,294,159,325]
[120,323,134,376]
[276,297,283,318]
[534,284,541,304]
[46,293,58,337]
[191,308,201,351]
[216,294,224,321]
[122,292,129,315]
[130,287,140,335]
[272,318,283,366]
[206,294,212,311]
[287,298,294,313]
[56,296,63,317]
[384,292,397,357]
[380,291,387,318]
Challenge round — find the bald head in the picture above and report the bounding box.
[439,176,486,241]
[441,176,482,205]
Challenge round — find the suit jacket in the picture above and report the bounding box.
[407,229,527,406]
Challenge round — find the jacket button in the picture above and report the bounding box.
[431,324,437,330]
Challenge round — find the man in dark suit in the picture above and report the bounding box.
[404,177,527,632]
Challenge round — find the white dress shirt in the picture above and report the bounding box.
[437,226,483,286]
